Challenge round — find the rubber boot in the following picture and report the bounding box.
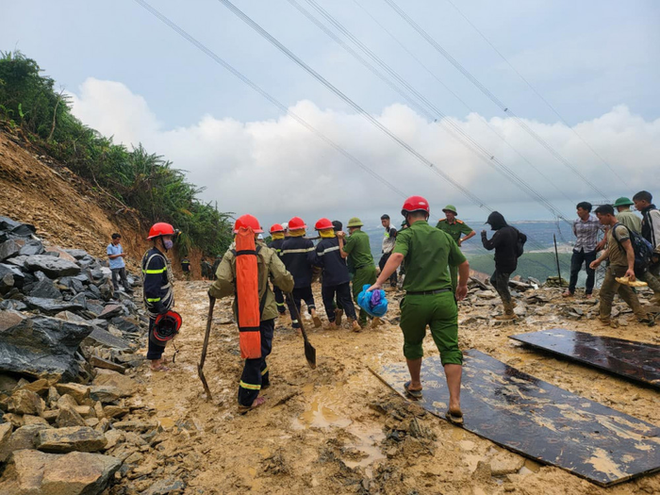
[495,301,516,321]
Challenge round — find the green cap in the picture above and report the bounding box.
[613,197,634,208]
[347,217,364,228]
[442,204,457,215]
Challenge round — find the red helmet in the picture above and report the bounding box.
[234,214,263,234]
[151,310,182,344]
[401,196,430,216]
[314,218,334,231]
[147,222,176,239]
[288,216,307,230]
[269,224,285,234]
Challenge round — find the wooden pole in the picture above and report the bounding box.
[553,234,562,285]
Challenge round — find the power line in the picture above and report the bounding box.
[381,0,610,201]
[352,0,575,205]
[216,0,568,269]
[131,0,407,199]
[290,0,573,226]
[442,0,631,188]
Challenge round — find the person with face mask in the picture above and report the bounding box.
[142,222,178,371]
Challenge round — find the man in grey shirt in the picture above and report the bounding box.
[379,214,398,288]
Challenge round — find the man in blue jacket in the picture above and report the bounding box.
[313,218,361,332]
[142,222,178,371]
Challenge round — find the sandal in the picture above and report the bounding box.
[404,381,423,399]
[446,408,464,426]
[312,315,322,328]
[151,364,171,372]
[238,396,266,414]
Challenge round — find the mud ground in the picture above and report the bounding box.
[117,281,660,494]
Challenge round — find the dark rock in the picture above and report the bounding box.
[110,316,140,333]
[73,273,91,284]
[98,304,122,320]
[25,254,81,278]
[0,300,27,311]
[37,425,107,453]
[18,240,44,256]
[0,449,121,494]
[25,297,85,314]
[0,239,22,262]
[0,310,94,380]
[83,327,132,351]
[90,268,105,281]
[10,222,37,237]
[90,318,108,329]
[5,254,28,269]
[85,284,102,300]
[0,263,25,288]
[0,272,13,294]
[86,301,105,316]
[0,216,22,232]
[64,249,89,259]
[70,293,88,309]
[54,310,86,323]
[28,279,63,299]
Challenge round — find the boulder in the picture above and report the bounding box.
[55,383,90,404]
[0,299,28,311]
[0,271,13,294]
[90,370,135,404]
[110,316,141,334]
[0,239,22,262]
[7,389,44,416]
[0,311,94,380]
[25,255,81,278]
[56,405,87,428]
[0,263,25,288]
[37,426,107,453]
[46,246,78,263]
[84,327,132,352]
[18,240,45,256]
[28,279,63,299]
[142,479,186,495]
[5,254,29,269]
[65,249,90,260]
[18,378,52,395]
[0,423,51,462]
[98,304,122,320]
[0,449,121,495]
[24,297,85,314]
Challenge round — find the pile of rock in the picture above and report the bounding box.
[0,215,152,494]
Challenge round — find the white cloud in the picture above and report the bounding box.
[69,78,660,227]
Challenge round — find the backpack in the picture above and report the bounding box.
[612,223,653,277]
[513,228,527,258]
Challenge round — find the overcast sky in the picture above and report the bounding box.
[3,0,659,228]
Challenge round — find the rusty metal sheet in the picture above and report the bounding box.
[510,329,660,389]
[377,350,660,486]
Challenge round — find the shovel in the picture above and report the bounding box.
[198,295,215,400]
[286,293,317,369]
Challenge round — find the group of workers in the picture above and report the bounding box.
[136,189,660,418]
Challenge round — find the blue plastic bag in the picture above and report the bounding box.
[357,284,388,317]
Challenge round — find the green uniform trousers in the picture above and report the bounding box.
[352,265,377,326]
[599,265,646,321]
[399,292,462,365]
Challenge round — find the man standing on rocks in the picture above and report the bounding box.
[379,214,398,289]
[338,217,378,328]
[633,191,660,302]
[142,222,178,371]
[107,233,133,294]
[481,212,525,321]
[209,214,294,412]
[368,196,469,425]
[563,202,605,299]
[436,205,475,292]
[590,205,654,326]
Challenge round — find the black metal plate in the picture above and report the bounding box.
[510,329,660,389]
[377,351,660,486]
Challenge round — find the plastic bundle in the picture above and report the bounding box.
[357,284,388,317]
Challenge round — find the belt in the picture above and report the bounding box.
[406,288,451,296]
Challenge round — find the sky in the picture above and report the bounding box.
[2,0,660,229]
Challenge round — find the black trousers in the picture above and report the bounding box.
[286,286,315,328]
[568,249,597,294]
[491,270,512,305]
[146,318,165,360]
[322,282,357,322]
[111,267,131,291]
[238,319,274,407]
[273,286,286,314]
[379,253,398,285]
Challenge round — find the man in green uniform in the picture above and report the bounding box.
[369,196,470,424]
[613,197,642,234]
[337,217,377,328]
[436,205,475,291]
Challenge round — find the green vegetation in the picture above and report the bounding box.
[467,252,572,281]
[0,51,232,256]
